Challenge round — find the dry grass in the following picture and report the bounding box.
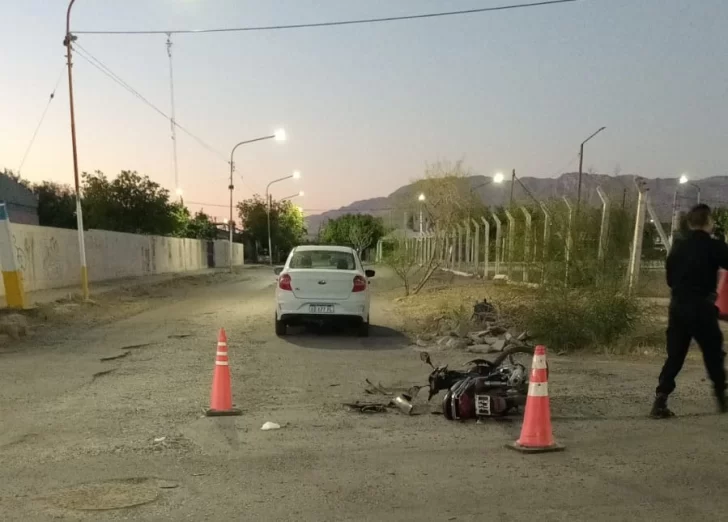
[390,270,668,355]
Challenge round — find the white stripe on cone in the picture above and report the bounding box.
[532,355,547,370]
[215,361,229,366]
[527,381,549,397]
[216,351,228,356]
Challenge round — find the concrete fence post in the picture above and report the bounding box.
[471,218,480,276]
[504,209,516,280]
[480,217,491,279]
[563,196,573,285]
[539,202,551,285]
[520,206,532,283]
[628,177,648,294]
[491,213,501,277]
[596,186,610,263]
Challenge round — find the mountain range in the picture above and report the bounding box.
[305,173,725,234]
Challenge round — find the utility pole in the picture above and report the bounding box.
[64,0,89,301]
[166,33,180,199]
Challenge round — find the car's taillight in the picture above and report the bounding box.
[352,275,367,292]
[279,274,292,291]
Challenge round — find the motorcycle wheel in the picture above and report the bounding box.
[491,345,550,394]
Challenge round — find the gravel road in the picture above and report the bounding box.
[1,266,727,521]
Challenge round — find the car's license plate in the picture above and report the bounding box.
[475,394,491,416]
[310,305,334,314]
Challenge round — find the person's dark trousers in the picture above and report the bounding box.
[656,299,726,400]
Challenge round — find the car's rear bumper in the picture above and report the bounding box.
[276,299,368,321]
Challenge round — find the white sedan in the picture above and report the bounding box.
[273,245,375,337]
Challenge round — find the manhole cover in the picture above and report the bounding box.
[46,478,161,511]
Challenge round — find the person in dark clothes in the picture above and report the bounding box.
[651,204,728,418]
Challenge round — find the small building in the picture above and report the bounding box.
[0,173,39,225]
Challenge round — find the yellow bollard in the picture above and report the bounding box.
[0,204,27,309]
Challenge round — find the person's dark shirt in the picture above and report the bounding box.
[666,229,728,301]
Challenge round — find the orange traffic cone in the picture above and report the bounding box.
[205,328,242,417]
[506,345,564,453]
[717,270,728,321]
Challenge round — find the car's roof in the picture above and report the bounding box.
[293,245,355,253]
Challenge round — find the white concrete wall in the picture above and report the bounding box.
[0,224,244,295]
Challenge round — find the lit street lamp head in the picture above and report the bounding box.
[418,193,426,202]
[679,174,688,184]
[493,172,504,184]
[175,187,183,196]
[292,170,301,180]
[299,191,305,197]
[274,129,287,142]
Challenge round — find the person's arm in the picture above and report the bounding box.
[665,247,675,289]
[716,240,728,271]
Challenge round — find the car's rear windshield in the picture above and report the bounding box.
[289,250,356,270]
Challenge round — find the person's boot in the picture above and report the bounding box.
[650,393,675,419]
[717,393,727,414]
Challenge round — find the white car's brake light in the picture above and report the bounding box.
[279,274,292,291]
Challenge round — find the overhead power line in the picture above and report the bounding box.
[17,65,65,175]
[74,0,581,35]
[73,43,229,164]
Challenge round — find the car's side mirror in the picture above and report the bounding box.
[273,266,283,275]
[365,269,375,278]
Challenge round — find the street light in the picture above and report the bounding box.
[417,193,426,233]
[281,191,304,201]
[266,171,301,265]
[471,172,505,194]
[228,130,287,271]
[64,0,90,300]
[679,174,701,204]
[576,126,607,210]
[671,173,701,242]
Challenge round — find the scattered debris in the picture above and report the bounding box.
[153,437,166,443]
[91,369,116,382]
[261,422,281,431]
[121,343,155,350]
[0,314,30,340]
[168,334,192,339]
[100,351,131,362]
[157,480,179,489]
[343,401,390,414]
[393,394,414,415]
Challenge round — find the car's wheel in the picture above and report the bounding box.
[275,314,287,336]
[357,316,370,337]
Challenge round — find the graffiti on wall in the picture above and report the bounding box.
[11,233,26,272]
[42,236,62,281]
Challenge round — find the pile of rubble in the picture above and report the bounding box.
[415,298,529,355]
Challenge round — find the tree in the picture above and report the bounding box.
[237,195,306,262]
[319,213,386,255]
[385,160,479,294]
[82,170,182,235]
[184,210,219,240]
[34,181,77,229]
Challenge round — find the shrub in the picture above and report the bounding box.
[522,285,642,352]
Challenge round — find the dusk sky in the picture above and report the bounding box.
[2,0,727,220]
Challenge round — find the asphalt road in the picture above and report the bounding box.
[1,267,727,521]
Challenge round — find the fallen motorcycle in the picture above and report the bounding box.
[421,344,547,421]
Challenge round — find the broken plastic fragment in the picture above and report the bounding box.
[261,422,281,431]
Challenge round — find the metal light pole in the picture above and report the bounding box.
[576,126,606,211]
[418,193,426,234]
[228,130,286,271]
[266,171,301,265]
[281,191,304,202]
[64,0,89,300]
